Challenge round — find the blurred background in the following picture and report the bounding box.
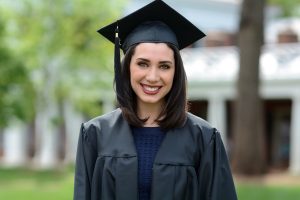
[0,0,300,199]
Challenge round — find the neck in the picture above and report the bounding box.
[137,101,163,127]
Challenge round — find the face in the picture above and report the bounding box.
[130,43,175,109]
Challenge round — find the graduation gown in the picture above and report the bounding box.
[74,109,237,200]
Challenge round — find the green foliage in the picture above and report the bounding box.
[0,15,36,127]
[269,0,300,16]
[1,0,127,120]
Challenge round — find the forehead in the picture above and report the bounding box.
[133,43,174,59]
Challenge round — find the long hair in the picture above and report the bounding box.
[117,43,187,130]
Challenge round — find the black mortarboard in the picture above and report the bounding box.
[97,0,205,106]
[98,0,205,52]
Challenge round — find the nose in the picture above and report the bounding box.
[146,66,159,83]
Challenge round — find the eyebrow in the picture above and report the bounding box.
[136,58,173,64]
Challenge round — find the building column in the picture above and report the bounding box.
[290,95,300,175]
[33,102,58,169]
[2,122,27,167]
[207,96,227,147]
[64,102,84,163]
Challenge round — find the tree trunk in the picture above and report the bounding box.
[232,0,267,174]
[57,98,67,161]
[27,119,36,159]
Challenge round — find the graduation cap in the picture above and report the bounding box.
[98,0,205,51]
[97,0,205,106]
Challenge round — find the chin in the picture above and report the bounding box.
[139,96,163,105]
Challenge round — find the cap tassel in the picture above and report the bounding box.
[114,25,124,106]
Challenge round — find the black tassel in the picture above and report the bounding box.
[114,24,123,106]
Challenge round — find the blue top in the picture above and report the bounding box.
[131,127,166,200]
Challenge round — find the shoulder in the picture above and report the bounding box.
[83,108,123,130]
[80,108,124,139]
[79,109,134,155]
[186,112,212,129]
[185,112,217,145]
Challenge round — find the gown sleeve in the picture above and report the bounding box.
[198,129,238,200]
[73,124,98,200]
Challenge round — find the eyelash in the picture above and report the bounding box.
[137,62,148,67]
[160,64,170,70]
[137,62,171,70]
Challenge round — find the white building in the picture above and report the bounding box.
[183,43,300,174]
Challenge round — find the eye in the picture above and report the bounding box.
[160,64,171,70]
[137,62,148,68]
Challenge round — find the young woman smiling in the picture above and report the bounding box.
[73,1,237,200]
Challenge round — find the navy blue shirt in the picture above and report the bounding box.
[131,127,166,200]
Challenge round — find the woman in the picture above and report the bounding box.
[74,1,237,200]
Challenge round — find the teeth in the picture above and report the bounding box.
[144,86,159,92]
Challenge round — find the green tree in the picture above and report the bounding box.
[0,15,35,128]
[269,0,300,17]
[5,0,126,117]
[0,14,36,157]
[2,0,126,161]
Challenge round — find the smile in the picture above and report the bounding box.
[141,84,161,94]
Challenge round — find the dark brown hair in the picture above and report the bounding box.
[117,43,187,130]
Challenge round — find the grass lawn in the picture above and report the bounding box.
[0,167,299,200]
[0,167,73,200]
[237,184,300,200]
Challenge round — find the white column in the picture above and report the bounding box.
[2,122,27,167]
[38,126,58,169]
[290,95,300,175]
[33,103,58,169]
[207,96,227,147]
[64,102,84,163]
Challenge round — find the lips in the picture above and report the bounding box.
[141,83,161,95]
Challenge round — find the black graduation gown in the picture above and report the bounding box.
[74,109,237,200]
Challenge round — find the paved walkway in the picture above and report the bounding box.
[235,172,300,186]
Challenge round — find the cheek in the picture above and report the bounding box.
[166,70,175,86]
[129,66,142,87]
[130,64,146,79]
[130,68,138,82]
